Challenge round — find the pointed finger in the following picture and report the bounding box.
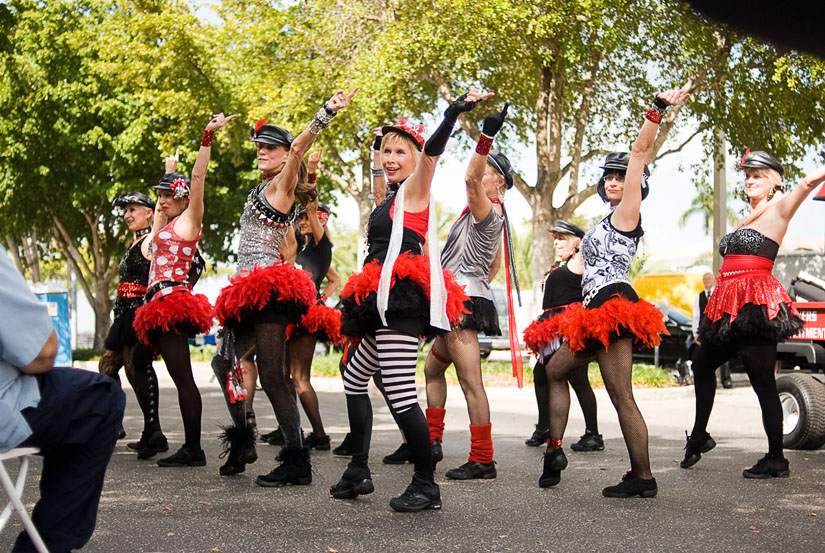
[347,87,360,100]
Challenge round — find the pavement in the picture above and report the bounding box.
[3,363,825,553]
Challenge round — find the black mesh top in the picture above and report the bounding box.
[542,261,582,310]
[719,228,779,261]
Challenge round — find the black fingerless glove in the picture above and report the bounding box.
[482,104,509,137]
[372,135,383,151]
[425,93,479,156]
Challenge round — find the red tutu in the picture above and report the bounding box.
[134,289,214,345]
[340,251,468,327]
[286,304,345,345]
[523,310,564,357]
[556,297,666,353]
[705,255,798,324]
[215,264,317,326]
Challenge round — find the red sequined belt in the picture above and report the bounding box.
[116,282,148,299]
[705,254,794,324]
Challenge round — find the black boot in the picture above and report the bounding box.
[382,443,413,464]
[570,430,604,452]
[539,448,568,488]
[330,464,374,499]
[431,440,443,469]
[743,454,790,479]
[137,430,169,460]
[525,426,550,447]
[218,424,258,476]
[602,471,657,498]
[255,447,312,487]
[389,482,442,512]
[445,461,497,480]
[332,433,353,457]
[680,431,716,469]
[261,427,284,445]
[157,445,206,467]
[304,432,331,451]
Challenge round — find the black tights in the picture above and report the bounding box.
[690,339,782,457]
[155,333,201,451]
[99,344,162,437]
[287,333,325,436]
[547,339,652,479]
[534,357,598,433]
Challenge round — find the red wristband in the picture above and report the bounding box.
[644,109,663,124]
[308,173,317,184]
[319,293,329,304]
[476,134,494,156]
[201,128,214,147]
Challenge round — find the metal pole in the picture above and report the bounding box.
[712,127,727,274]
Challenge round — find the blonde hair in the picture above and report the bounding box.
[381,132,422,165]
[749,167,782,189]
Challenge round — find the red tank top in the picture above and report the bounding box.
[390,198,429,239]
[148,220,202,287]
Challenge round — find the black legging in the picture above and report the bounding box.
[155,332,202,451]
[690,339,782,456]
[534,358,598,433]
[547,338,652,479]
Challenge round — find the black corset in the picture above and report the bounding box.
[719,228,779,261]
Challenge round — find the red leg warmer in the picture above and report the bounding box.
[468,423,494,464]
[426,407,446,443]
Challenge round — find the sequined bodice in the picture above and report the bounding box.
[581,214,643,302]
[119,237,150,286]
[719,228,779,261]
[236,181,297,274]
[148,221,202,287]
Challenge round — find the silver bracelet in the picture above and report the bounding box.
[309,105,336,135]
[371,168,385,177]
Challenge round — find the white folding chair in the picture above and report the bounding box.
[0,447,49,553]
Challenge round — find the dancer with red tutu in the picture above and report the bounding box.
[133,114,234,466]
[523,220,602,453]
[330,90,490,512]
[212,89,356,482]
[681,152,825,478]
[539,89,689,497]
[99,188,168,459]
[422,105,512,481]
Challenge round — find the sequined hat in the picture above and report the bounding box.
[113,191,155,209]
[381,118,425,151]
[738,149,784,177]
[250,118,294,147]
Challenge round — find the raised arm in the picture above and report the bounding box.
[466,105,509,221]
[613,89,689,232]
[304,196,325,246]
[775,165,825,222]
[269,88,358,213]
[176,113,236,239]
[371,128,387,206]
[404,90,493,212]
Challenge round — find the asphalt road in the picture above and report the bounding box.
[3,365,824,553]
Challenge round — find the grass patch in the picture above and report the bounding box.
[72,348,99,362]
[311,351,677,388]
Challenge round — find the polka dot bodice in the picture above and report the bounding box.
[148,221,202,288]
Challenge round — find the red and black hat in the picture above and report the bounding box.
[738,149,784,177]
[153,172,191,199]
[381,118,425,151]
[250,118,294,147]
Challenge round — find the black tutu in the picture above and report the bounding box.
[104,307,140,350]
[455,296,501,336]
[699,302,804,345]
[340,278,437,339]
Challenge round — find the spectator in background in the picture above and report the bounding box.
[691,272,732,388]
[0,245,125,553]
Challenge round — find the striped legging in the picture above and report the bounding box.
[342,328,437,495]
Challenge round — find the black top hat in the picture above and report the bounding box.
[487,150,515,189]
[550,220,585,239]
[113,191,155,209]
[597,151,650,201]
[250,119,294,147]
[738,149,784,177]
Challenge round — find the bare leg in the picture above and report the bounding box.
[424,336,451,409]
[289,333,326,437]
[445,328,489,425]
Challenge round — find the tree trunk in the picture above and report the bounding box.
[93,278,114,352]
[22,234,41,283]
[4,234,25,275]
[712,127,727,274]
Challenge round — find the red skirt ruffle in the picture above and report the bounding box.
[286,304,345,345]
[134,289,214,345]
[705,270,797,324]
[215,264,317,327]
[555,297,666,353]
[339,252,469,339]
[524,309,563,357]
